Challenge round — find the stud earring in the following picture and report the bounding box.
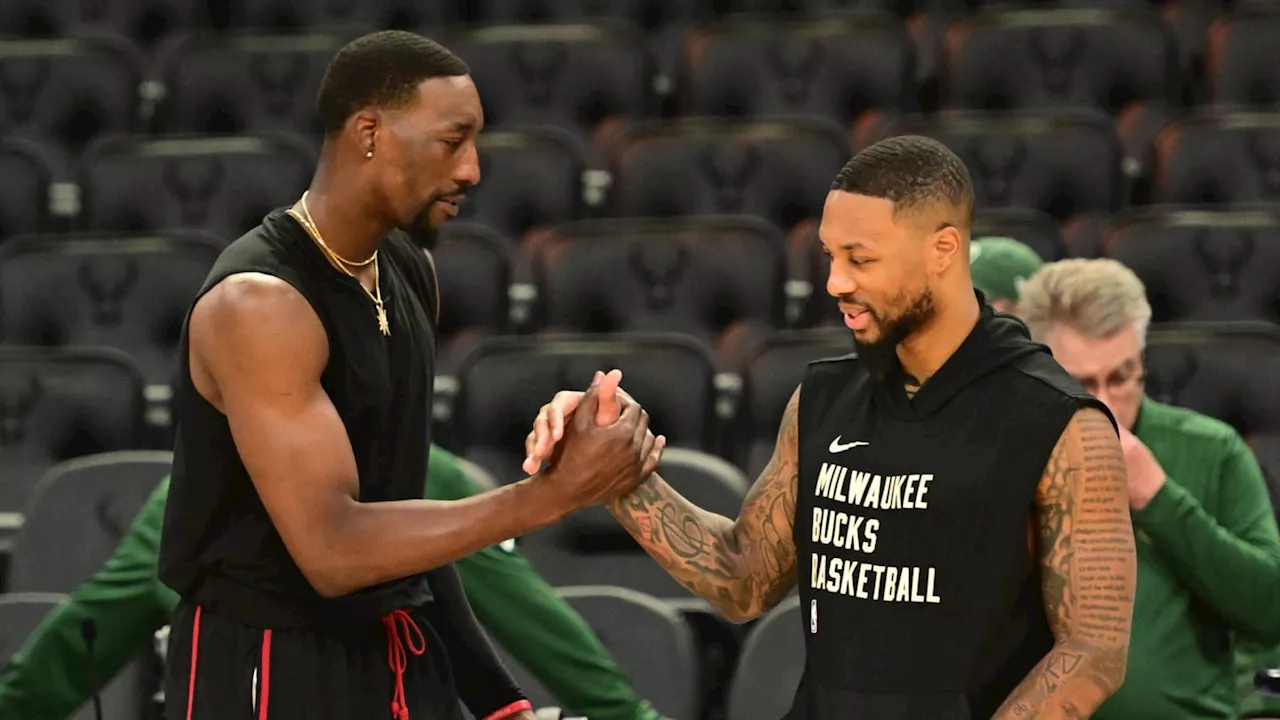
[366,149,374,158]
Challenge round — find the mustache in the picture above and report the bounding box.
[434,186,469,203]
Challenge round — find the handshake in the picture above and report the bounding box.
[519,369,667,516]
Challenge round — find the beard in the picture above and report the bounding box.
[848,286,938,382]
[400,203,439,250]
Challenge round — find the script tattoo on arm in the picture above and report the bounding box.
[992,406,1136,719]
[606,388,801,622]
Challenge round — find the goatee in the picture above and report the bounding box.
[850,287,937,382]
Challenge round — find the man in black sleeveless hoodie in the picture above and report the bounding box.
[523,137,1138,719]
[158,31,664,720]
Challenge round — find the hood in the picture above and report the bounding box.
[874,291,1050,421]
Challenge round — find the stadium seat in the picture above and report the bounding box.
[0,135,63,246]
[0,0,192,50]
[726,595,804,720]
[943,7,1178,115]
[433,222,512,373]
[1144,322,1280,448]
[886,111,1126,223]
[9,450,172,593]
[608,117,849,232]
[0,592,152,720]
[1206,10,1280,109]
[202,0,439,31]
[1154,112,1280,205]
[439,24,650,136]
[0,232,222,384]
[526,216,785,368]
[454,0,709,26]
[736,329,851,476]
[450,334,717,482]
[520,448,750,598]
[79,133,315,241]
[0,34,144,156]
[456,126,586,246]
[154,30,351,138]
[681,13,915,127]
[1104,207,1280,324]
[496,586,701,720]
[0,347,147,516]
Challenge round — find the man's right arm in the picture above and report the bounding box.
[605,388,801,622]
[190,274,584,598]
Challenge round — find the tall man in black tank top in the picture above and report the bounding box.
[158,32,664,720]
[523,137,1138,718]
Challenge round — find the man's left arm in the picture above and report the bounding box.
[1128,431,1280,642]
[992,407,1137,719]
[421,562,532,720]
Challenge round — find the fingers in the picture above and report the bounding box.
[594,369,623,427]
[631,407,651,451]
[641,434,667,477]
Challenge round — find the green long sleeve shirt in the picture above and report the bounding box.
[0,446,664,720]
[1093,399,1280,720]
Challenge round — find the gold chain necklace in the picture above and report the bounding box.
[287,192,390,336]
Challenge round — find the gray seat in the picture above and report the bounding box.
[0,347,147,516]
[497,586,700,720]
[519,450,747,601]
[0,592,151,720]
[9,450,172,593]
[726,595,804,720]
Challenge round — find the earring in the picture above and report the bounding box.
[366,149,374,158]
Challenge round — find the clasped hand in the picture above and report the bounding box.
[528,369,666,511]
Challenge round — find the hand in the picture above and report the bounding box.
[1117,423,1166,511]
[522,369,640,475]
[537,376,665,511]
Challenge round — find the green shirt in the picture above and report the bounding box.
[1093,399,1280,720]
[0,446,665,720]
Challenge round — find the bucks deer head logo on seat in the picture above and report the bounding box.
[0,373,42,445]
[1192,228,1254,298]
[249,52,309,119]
[697,141,761,213]
[1029,27,1085,100]
[164,156,226,227]
[1144,348,1198,406]
[628,236,690,312]
[767,36,826,108]
[967,137,1028,206]
[0,57,49,125]
[513,42,568,107]
[77,255,139,326]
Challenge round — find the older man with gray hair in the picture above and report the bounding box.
[1018,257,1280,720]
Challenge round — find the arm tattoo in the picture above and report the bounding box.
[607,389,801,621]
[992,407,1136,719]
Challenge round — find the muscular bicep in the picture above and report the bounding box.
[190,273,359,592]
[1034,406,1136,651]
[732,386,802,605]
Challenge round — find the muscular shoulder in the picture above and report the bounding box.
[189,273,328,395]
[1042,405,1124,486]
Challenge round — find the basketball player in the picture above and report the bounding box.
[524,137,1138,718]
[158,31,663,720]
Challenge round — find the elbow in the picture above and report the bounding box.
[1085,640,1130,697]
[297,558,356,599]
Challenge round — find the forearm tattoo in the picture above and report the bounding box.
[608,390,801,619]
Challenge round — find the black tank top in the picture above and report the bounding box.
[159,207,439,629]
[788,300,1113,719]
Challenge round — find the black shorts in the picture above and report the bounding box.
[164,600,466,720]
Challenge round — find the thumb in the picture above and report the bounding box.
[595,369,623,427]
[574,387,601,430]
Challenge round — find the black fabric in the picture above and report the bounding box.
[159,207,439,629]
[164,599,465,720]
[787,299,1114,719]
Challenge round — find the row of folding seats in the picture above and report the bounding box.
[4,318,1278,522]
[4,7,1277,144]
[3,109,1280,251]
[1,204,1276,388]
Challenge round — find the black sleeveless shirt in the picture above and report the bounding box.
[788,300,1113,719]
[158,207,439,629]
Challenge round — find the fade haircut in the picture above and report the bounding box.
[1018,258,1153,348]
[831,135,975,229]
[317,30,470,136]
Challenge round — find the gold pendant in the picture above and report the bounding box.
[377,304,391,336]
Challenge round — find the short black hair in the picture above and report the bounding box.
[831,135,974,226]
[317,30,470,136]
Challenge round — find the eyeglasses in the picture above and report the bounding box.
[1074,359,1146,397]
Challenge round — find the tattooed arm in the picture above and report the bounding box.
[605,387,801,623]
[992,406,1137,720]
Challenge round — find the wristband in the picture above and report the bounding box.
[483,700,533,720]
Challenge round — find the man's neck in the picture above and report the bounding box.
[895,290,981,389]
[302,158,390,264]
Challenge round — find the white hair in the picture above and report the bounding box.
[1018,258,1152,347]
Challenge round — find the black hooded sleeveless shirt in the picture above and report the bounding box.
[158,206,439,629]
[788,297,1114,719]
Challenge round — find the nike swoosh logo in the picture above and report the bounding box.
[829,436,869,453]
